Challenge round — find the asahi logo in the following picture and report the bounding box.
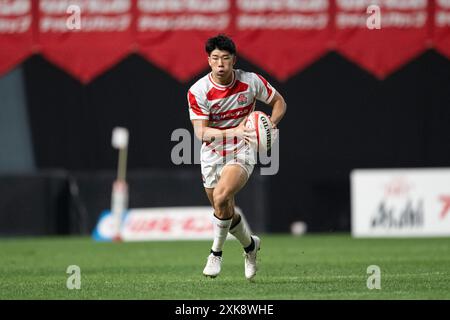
[371,199,424,228]
[371,177,424,229]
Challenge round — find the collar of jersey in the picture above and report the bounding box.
[208,70,236,90]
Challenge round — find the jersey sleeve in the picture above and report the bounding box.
[253,73,277,104]
[187,89,209,121]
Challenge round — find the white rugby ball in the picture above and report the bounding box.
[245,111,277,154]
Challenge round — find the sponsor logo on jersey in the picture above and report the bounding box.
[210,104,253,122]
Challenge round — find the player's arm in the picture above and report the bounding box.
[267,92,287,128]
[191,119,252,143]
[252,73,287,128]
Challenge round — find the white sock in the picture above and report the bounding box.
[211,215,232,253]
[229,217,252,248]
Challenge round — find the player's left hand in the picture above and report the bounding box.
[268,115,277,129]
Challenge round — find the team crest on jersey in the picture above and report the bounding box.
[237,94,248,106]
[211,103,221,111]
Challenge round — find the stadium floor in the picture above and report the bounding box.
[0,234,449,299]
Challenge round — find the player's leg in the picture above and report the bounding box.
[215,164,261,280]
[205,187,233,255]
[226,148,261,280]
[206,187,253,253]
[202,164,248,278]
[228,192,261,280]
[202,187,223,277]
[211,164,247,253]
[206,187,241,246]
[205,187,214,206]
[229,197,252,249]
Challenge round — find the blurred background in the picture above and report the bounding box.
[0,0,449,237]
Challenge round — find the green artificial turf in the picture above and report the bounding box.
[0,234,449,299]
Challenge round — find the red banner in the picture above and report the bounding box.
[434,0,450,58]
[233,0,331,81]
[37,0,134,83]
[136,0,231,82]
[0,0,34,75]
[335,0,430,79]
[0,0,449,83]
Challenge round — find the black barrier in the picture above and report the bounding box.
[0,171,71,236]
[0,169,269,236]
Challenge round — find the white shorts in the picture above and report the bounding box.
[201,144,256,189]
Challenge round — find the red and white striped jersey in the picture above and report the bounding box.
[188,69,276,156]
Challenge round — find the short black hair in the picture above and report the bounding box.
[205,34,236,56]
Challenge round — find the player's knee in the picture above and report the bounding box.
[213,189,232,211]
